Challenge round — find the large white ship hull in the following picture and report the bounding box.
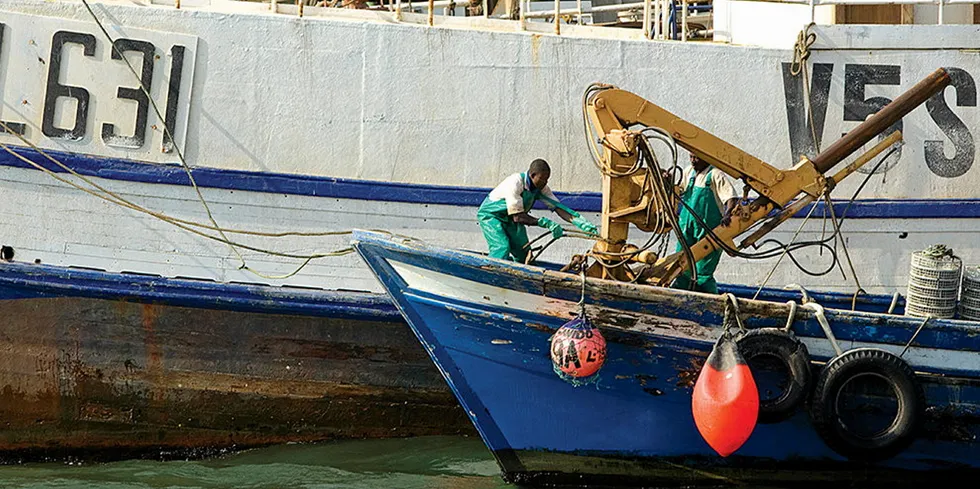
[2,0,979,295]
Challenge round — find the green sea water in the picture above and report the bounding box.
[0,436,510,489]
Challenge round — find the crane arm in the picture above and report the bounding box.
[586,88,810,201]
[582,68,951,286]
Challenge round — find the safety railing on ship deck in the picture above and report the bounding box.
[514,0,979,37]
[243,0,710,40]
[191,0,979,40]
[765,0,977,25]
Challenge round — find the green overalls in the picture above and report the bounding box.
[673,168,723,294]
[477,173,542,263]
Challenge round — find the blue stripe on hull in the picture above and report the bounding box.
[0,257,898,325]
[3,145,980,218]
[368,245,980,366]
[0,261,401,321]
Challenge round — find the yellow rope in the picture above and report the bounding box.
[78,0,246,270]
[790,23,820,156]
[790,24,867,304]
[0,124,354,277]
[0,126,349,237]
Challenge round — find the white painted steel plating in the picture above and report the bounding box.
[3,1,980,297]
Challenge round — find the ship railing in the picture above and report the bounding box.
[233,0,975,39]
[741,0,976,25]
[248,0,706,39]
[515,0,976,37]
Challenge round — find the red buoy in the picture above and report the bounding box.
[692,332,759,457]
[550,316,606,378]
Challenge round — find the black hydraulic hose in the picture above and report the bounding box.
[665,147,897,277]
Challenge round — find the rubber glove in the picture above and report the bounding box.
[537,217,564,240]
[572,216,599,236]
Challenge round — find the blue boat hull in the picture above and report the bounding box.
[352,230,980,486]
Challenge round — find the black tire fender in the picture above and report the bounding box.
[808,348,925,462]
[735,328,812,424]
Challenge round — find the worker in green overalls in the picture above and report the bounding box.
[478,159,599,263]
[672,154,739,294]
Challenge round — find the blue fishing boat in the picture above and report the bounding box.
[352,68,980,485]
[353,229,980,486]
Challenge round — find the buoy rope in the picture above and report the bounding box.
[721,293,746,336]
[783,300,798,332]
[578,261,589,316]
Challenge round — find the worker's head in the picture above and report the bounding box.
[528,159,551,190]
[690,154,709,173]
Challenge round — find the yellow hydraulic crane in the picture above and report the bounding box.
[581,68,951,286]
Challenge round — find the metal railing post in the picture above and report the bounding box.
[654,0,661,38]
[576,0,582,23]
[555,0,561,34]
[809,0,815,24]
[483,0,489,17]
[297,0,304,17]
[681,0,687,40]
[396,0,403,19]
[428,0,434,24]
[519,0,526,28]
[938,0,944,24]
[271,0,278,12]
[643,0,651,38]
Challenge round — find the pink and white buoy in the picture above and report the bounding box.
[550,315,607,380]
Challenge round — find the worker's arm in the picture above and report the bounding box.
[555,207,575,223]
[511,212,540,226]
[714,171,740,227]
[540,186,599,236]
[721,198,738,227]
[514,212,564,239]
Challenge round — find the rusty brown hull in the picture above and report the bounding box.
[0,263,472,461]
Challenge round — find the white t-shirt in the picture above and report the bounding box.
[679,166,739,210]
[487,173,561,216]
